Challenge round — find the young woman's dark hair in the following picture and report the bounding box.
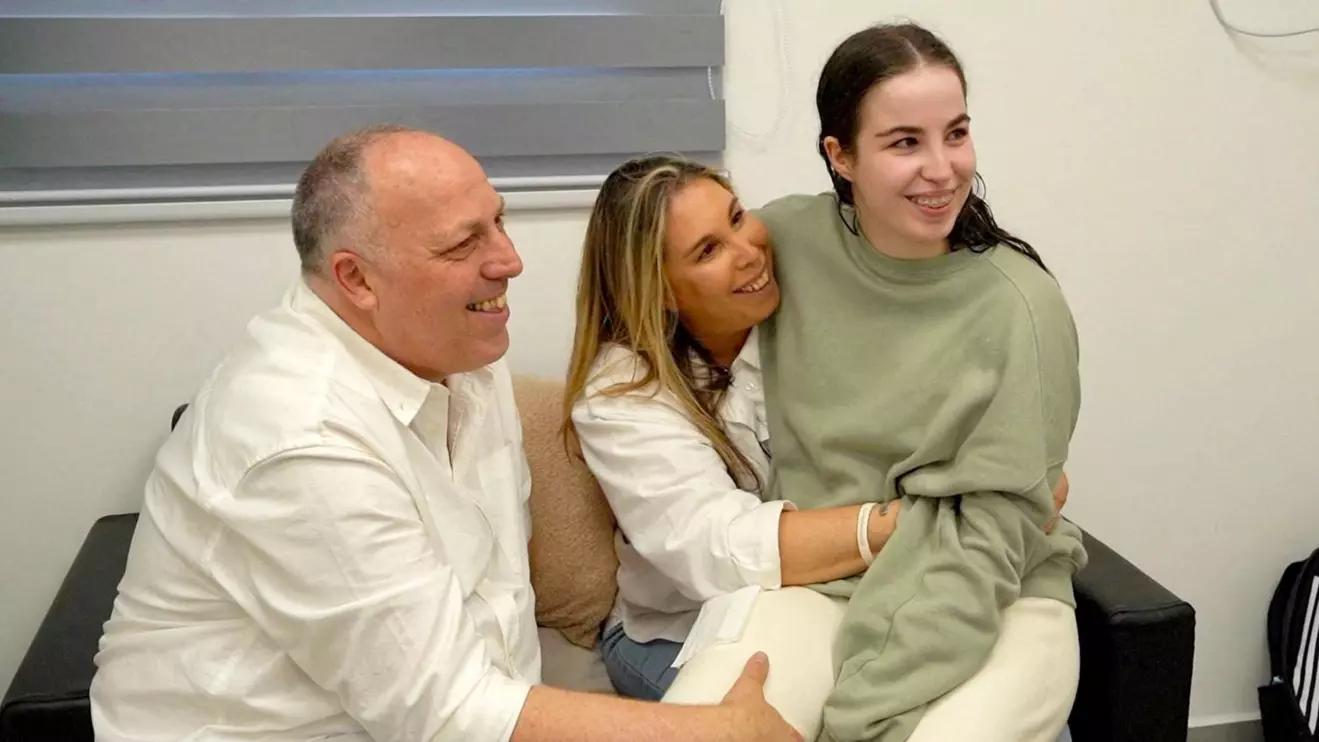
[815,22,1047,271]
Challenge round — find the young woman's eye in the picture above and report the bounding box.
[948,127,970,142]
[697,243,717,261]
[892,137,918,149]
[731,209,745,227]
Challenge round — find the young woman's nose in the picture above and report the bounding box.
[921,144,955,183]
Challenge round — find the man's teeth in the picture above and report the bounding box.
[467,294,508,312]
[911,194,953,208]
[735,269,770,294]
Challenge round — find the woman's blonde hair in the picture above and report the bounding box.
[561,154,759,489]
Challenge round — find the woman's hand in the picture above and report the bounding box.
[1043,471,1069,534]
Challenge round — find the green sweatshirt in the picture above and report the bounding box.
[756,193,1088,742]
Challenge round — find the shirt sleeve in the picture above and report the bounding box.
[572,388,790,602]
[208,447,531,742]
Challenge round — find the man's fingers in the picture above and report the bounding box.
[736,651,771,687]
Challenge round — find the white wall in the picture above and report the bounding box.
[3,0,1317,726]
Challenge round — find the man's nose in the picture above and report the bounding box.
[484,231,523,280]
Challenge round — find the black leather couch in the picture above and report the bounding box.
[3,511,1195,742]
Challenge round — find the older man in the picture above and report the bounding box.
[88,126,799,742]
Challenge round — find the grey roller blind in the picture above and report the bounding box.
[0,0,725,208]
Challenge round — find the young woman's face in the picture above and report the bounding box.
[827,65,976,254]
[662,177,779,341]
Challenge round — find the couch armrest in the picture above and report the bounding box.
[1,514,139,742]
[1069,525,1195,742]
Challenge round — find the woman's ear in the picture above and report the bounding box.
[822,136,856,183]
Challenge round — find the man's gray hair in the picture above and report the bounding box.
[291,123,419,275]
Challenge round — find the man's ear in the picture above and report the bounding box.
[327,250,378,313]
[822,136,856,183]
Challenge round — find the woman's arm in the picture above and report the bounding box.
[573,356,1072,598]
[572,382,792,601]
[778,472,1069,586]
[777,504,895,586]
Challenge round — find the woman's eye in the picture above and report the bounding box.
[731,209,745,227]
[698,243,717,261]
[948,127,969,142]
[892,137,918,149]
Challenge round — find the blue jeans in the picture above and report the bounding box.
[598,622,682,701]
[597,622,1074,741]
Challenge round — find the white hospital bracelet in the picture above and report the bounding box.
[856,502,878,566]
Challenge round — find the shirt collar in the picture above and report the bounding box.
[291,279,436,427]
[732,326,761,375]
[686,326,762,383]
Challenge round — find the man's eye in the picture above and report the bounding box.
[449,235,479,256]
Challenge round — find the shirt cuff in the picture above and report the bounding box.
[461,670,533,742]
[727,499,793,590]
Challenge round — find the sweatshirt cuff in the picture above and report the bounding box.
[728,499,794,590]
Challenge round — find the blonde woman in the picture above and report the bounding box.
[561,154,1070,738]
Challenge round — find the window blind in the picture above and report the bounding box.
[0,0,725,211]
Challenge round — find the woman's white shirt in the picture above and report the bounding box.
[571,329,794,644]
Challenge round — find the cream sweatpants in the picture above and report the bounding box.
[661,587,1079,742]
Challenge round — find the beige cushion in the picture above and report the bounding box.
[513,375,619,650]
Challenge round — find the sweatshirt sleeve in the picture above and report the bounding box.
[820,277,1088,742]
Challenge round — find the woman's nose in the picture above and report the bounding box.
[733,236,761,267]
[922,145,954,182]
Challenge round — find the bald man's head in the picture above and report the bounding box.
[293,125,522,381]
[292,125,477,275]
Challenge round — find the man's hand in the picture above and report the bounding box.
[513,651,801,742]
[719,653,804,742]
[1043,471,1070,534]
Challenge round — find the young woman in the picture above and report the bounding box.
[754,22,1086,742]
[562,27,1076,733]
